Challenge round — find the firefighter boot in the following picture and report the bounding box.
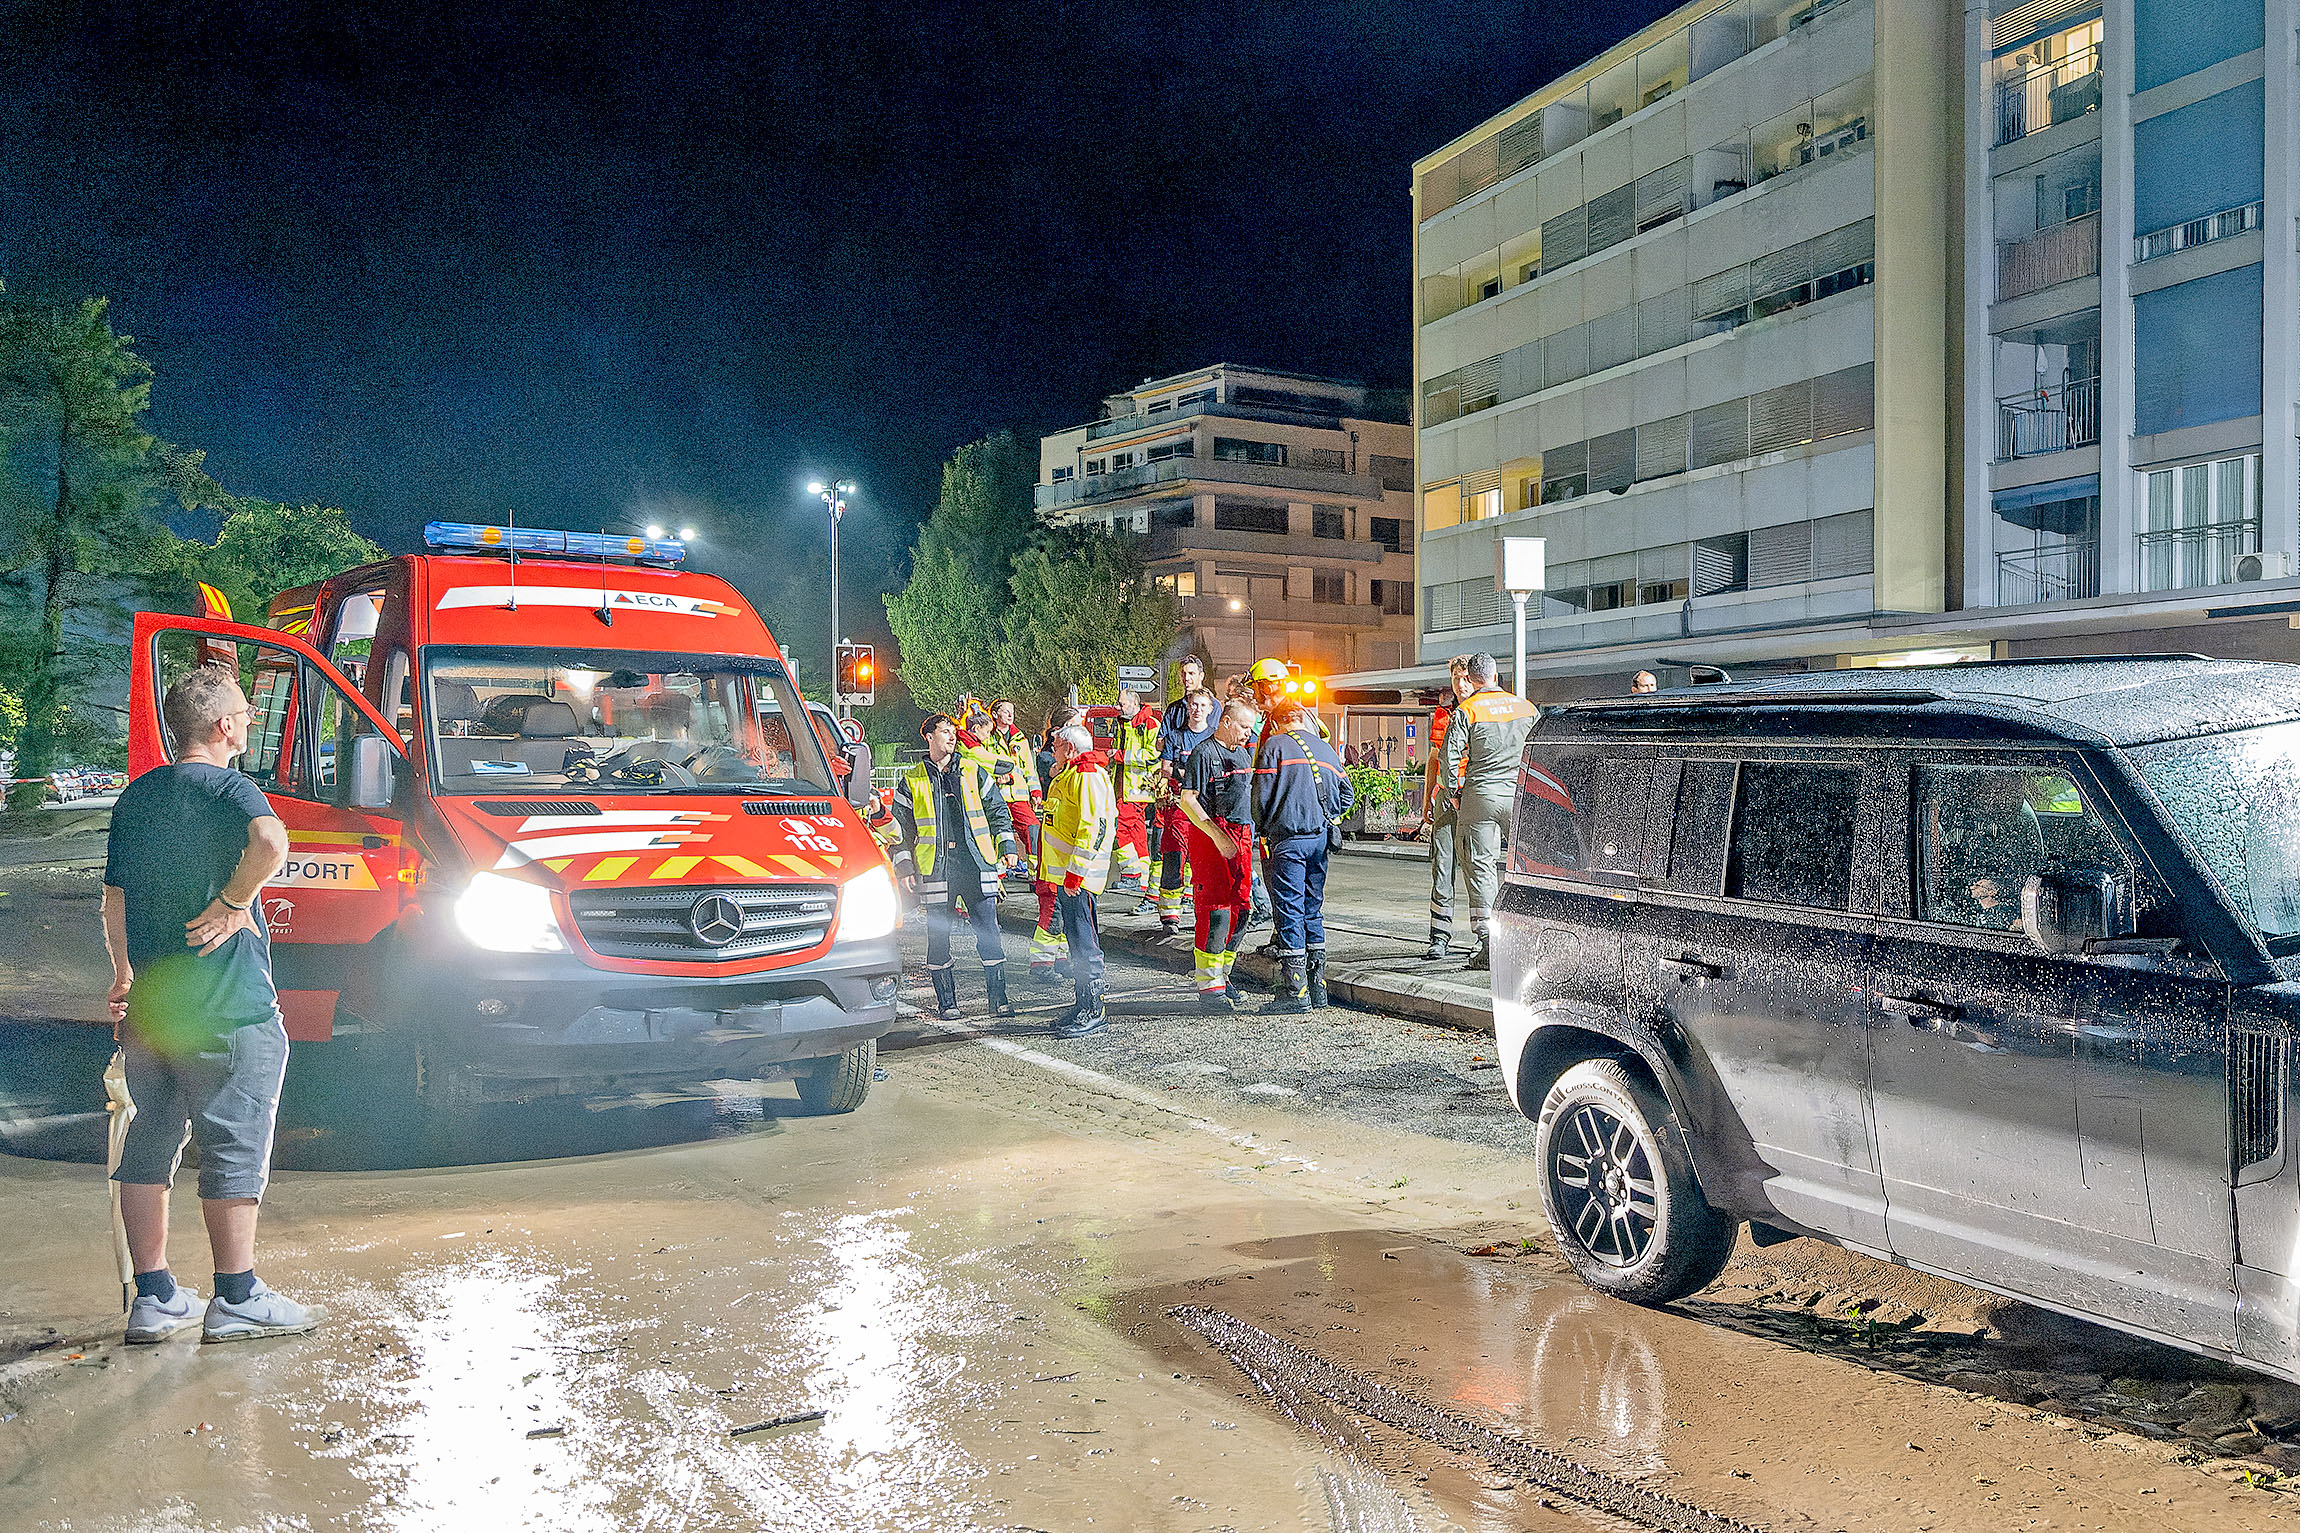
[929,965,961,1022]
[1306,946,1329,1009]
[1259,955,1311,1016]
[984,962,1016,1019]
[1050,984,1108,1039]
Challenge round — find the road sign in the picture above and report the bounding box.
[1116,664,1156,689]
[1406,721,1416,741]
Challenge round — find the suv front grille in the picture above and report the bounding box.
[569,884,837,962]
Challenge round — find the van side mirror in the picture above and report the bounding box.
[2024,869,2124,956]
[842,741,872,808]
[349,733,400,811]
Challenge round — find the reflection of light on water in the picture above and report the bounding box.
[1522,1293,1667,1462]
[795,1210,983,1513]
[352,1255,617,1532]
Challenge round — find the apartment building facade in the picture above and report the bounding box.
[1375,0,2300,702]
[1034,365,1418,680]
[1960,0,2300,664]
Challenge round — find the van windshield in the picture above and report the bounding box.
[2133,721,2300,949]
[424,646,834,795]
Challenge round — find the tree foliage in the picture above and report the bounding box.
[186,496,384,619]
[884,433,1178,730]
[0,294,217,801]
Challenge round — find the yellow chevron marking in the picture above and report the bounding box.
[712,854,768,877]
[767,853,819,879]
[545,858,572,873]
[820,853,844,870]
[587,856,637,881]
[652,855,704,880]
[290,830,396,848]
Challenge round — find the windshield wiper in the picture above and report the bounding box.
[2265,933,2300,958]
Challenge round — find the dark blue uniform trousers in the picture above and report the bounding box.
[1263,832,1331,956]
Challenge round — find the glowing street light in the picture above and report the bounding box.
[811,479,857,716]
[1227,595,1256,656]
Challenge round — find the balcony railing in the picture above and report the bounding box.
[2138,517,2262,592]
[1998,212,2099,301]
[1996,541,2099,604]
[1994,49,2101,147]
[1034,454,1380,511]
[2135,200,2263,263]
[1998,377,2100,460]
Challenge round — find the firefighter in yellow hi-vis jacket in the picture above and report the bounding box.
[893,713,1022,1022]
[1037,722,1116,1039]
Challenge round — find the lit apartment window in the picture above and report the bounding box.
[1213,438,1287,466]
[1422,480,1461,532]
[1312,569,1348,604]
[1312,506,1346,539]
[1154,568,1199,597]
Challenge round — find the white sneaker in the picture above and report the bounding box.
[202,1280,322,1343]
[125,1284,205,1344]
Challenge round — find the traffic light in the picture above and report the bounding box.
[836,641,875,706]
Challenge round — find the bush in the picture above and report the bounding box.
[1346,764,1408,813]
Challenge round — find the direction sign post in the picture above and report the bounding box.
[1116,663,1157,699]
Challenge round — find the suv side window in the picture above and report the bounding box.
[1914,763,2125,930]
[1656,759,1735,895]
[1725,762,1858,909]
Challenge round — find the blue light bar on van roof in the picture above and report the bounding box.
[422,521,686,564]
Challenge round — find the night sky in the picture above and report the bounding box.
[6,0,1669,639]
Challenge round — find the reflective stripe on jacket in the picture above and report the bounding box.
[1251,727,1356,840]
[1440,686,1538,800]
[1038,753,1117,892]
[895,756,1014,878]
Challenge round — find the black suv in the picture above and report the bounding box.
[1496,659,2300,1382]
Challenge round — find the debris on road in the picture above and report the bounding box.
[729,1409,827,1439]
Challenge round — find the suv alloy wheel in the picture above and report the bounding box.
[1534,1059,1737,1303]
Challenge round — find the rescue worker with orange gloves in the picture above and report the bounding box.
[1151,687,1216,931]
[1038,721,1117,1039]
[1111,688,1161,900]
[1177,698,1258,1011]
[1027,704,1084,985]
[893,713,1023,1021]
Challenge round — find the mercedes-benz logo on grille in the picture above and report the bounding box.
[687,894,745,947]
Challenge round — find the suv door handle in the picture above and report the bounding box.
[1658,956,1721,981]
[1877,994,1959,1023]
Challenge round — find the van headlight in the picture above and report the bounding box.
[835,864,900,943]
[454,872,568,953]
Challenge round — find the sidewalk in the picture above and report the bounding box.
[995,841,1496,1034]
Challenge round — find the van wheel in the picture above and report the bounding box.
[1535,1058,1736,1305]
[792,1039,875,1115]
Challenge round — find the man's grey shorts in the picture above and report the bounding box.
[112,1018,289,1200]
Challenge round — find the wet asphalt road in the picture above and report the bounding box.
[4,820,2300,1527]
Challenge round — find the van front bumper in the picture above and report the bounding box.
[395,932,902,1094]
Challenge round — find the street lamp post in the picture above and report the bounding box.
[809,480,855,715]
[1495,536,1546,701]
[1226,595,1256,659]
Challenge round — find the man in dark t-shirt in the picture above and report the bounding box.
[1178,699,1258,1011]
[102,663,317,1346]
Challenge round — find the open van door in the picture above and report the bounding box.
[129,612,414,1040]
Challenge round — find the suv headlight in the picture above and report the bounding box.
[454,872,568,953]
[835,864,900,943]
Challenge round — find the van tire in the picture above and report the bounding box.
[1534,1058,1736,1305]
[792,1039,875,1115]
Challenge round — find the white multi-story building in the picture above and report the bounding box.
[1369,0,2300,701]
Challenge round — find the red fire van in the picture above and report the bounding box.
[125,523,899,1113]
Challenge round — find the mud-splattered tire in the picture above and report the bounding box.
[792,1039,875,1115]
[1534,1058,1736,1305]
